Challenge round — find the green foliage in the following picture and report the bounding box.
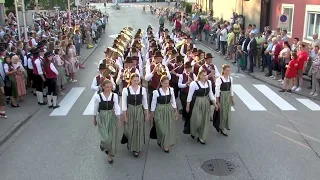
[185,2,192,14]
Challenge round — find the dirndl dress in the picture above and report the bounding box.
[153,89,176,149]
[190,81,211,141]
[123,87,145,152]
[97,93,118,156]
[218,78,232,130]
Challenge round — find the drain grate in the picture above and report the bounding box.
[201,159,236,176]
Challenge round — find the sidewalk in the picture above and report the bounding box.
[199,40,320,101]
[0,38,102,147]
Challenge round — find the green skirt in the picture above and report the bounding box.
[98,109,118,156]
[8,75,17,98]
[219,91,231,130]
[124,104,145,152]
[190,96,211,141]
[154,104,176,149]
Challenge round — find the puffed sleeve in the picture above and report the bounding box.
[214,65,220,78]
[142,87,148,110]
[145,65,153,81]
[170,87,177,109]
[121,87,128,111]
[93,94,100,115]
[151,90,159,112]
[178,74,187,88]
[215,77,222,98]
[91,76,99,92]
[164,65,171,80]
[113,93,121,116]
[208,80,215,101]
[187,81,197,102]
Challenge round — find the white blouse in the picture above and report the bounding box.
[187,80,215,102]
[151,87,177,112]
[178,72,197,88]
[12,62,25,72]
[93,92,121,116]
[121,86,148,111]
[91,74,116,92]
[215,76,234,98]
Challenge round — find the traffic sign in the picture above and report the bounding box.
[278,14,289,30]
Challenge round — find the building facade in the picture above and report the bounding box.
[270,0,320,44]
[197,0,271,31]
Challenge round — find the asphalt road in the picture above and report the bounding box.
[1,3,320,180]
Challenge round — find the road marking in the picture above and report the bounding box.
[272,131,311,150]
[233,84,266,111]
[83,94,96,115]
[296,98,320,111]
[253,84,296,111]
[50,87,85,116]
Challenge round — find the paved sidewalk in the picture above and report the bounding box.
[199,40,320,101]
[0,37,102,147]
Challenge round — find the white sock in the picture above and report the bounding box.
[52,96,58,107]
[36,91,41,102]
[47,95,52,106]
[38,92,44,103]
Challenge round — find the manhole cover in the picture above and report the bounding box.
[201,159,236,176]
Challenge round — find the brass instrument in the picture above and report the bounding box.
[122,67,132,81]
[155,63,166,76]
[104,47,121,75]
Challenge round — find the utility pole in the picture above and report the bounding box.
[21,0,28,41]
[0,0,5,25]
[67,0,71,26]
[14,0,21,40]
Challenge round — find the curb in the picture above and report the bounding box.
[0,108,42,147]
[0,36,104,148]
[199,42,320,102]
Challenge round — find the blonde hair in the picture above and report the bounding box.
[11,55,19,64]
[157,75,170,88]
[237,45,242,50]
[196,69,207,81]
[128,73,140,87]
[100,79,112,91]
[221,64,230,75]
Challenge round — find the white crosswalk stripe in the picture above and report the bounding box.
[50,84,320,116]
[50,87,85,116]
[253,84,297,111]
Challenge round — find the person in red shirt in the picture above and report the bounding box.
[279,51,299,92]
[292,44,309,92]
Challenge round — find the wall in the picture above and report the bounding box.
[198,0,261,30]
[270,0,319,43]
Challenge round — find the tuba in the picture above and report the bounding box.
[104,47,121,75]
[155,63,166,76]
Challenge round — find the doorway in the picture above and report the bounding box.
[260,0,271,31]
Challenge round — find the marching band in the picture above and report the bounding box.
[92,25,234,164]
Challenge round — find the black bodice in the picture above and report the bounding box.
[194,81,210,97]
[127,87,143,106]
[98,93,114,112]
[157,88,171,104]
[220,77,231,91]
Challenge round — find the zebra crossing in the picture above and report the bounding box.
[49,84,320,117]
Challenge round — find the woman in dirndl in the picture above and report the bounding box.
[53,47,67,95]
[186,69,216,144]
[214,64,234,136]
[121,73,149,157]
[150,75,178,153]
[93,79,121,164]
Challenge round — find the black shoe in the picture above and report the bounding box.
[49,105,53,108]
[108,159,113,164]
[157,142,161,147]
[191,135,195,139]
[38,102,47,105]
[100,143,105,151]
[220,131,228,137]
[197,138,206,145]
[105,151,109,155]
[134,152,139,157]
[279,89,285,92]
[43,95,47,97]
[11,103,19,108]
[287,89,292,93]
[53,105,60,109]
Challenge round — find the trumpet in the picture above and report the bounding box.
[122,67,132,81]
[155,63,166,76]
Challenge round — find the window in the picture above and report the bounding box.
[281,4,294,36]
[303,5,320,42]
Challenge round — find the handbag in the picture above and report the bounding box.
[121,134,128,144]
[149,121,157,139]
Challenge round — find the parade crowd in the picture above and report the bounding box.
[0,6,107,118]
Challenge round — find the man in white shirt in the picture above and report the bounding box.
[219,25,228,55]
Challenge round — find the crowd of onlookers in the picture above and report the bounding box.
[0,6,107,117]
[164,8,320,97]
